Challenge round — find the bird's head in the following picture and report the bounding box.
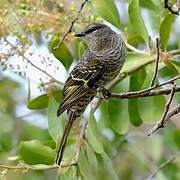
[75,23,113,51]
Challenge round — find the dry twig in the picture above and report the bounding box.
[111,86,180,99]
[150,38,160,87]
[53,0,89,50]
[145,151,180,180]
[4,38,64,85]
[147,83,176,136]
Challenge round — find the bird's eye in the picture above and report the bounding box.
[91,27,96,31]
[85,26,102,34]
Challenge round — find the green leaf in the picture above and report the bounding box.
[160,14,175,50]
[57,167,76,180]
[97,152,119,180]
[138,65,166,123]
[92,0,121,28]
[19,140,55,165]
[28,94,49,110]
[28,90,62,110]
[163,125,180,150]
[122,52,154,73]
[128,0,149,44]
[85,142,98,174]
[87,112,104,153]
[0,132,12,152]
[108,78,130,134]
[49,38,73,70]
[170,60,180,74]
[78,148,94,180]
[74,39,86,60]
[128,68,146,126]
[48,97,64,142]
[159,61,179,78]
[173,129,180,148]
[139,0,158,11]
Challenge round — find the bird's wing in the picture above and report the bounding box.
[57,60,106,116]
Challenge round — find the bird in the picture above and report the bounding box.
[56,23,126,165]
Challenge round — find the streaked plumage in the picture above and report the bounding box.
[56,23,126,165]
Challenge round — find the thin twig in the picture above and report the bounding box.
[163,104,180,124]
[4,38,64,85]
[125,42,149,55]
[147,83,176,136]
[150,38,160,87]
[53,0,89,50]
[110,74,180,99]
[0,161,79,171]
[111,86,180,99]
[145,151,180,180]
[107,49,180,90]
[164,0,180,15]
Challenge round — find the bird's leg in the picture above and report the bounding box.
[101,87,111,99]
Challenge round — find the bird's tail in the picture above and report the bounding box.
[56,110,75,165]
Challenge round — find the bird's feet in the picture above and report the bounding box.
[101,87,111,99]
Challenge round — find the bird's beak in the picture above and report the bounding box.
[74,32,86,37]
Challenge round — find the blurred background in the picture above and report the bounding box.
[0,0,180,179]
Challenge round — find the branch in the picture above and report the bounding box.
[4,38,64,85]
[163,104,180,123]
[107,49,180,90]
[111,86,180,99]
[125,42,149,55]
[164,0,180,15]
[0,162,76,171]
[147,83,176,136]
[150,38,160,87]
[53,0,89,50]
[145,151,180,180]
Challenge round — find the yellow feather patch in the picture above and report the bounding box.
[71,74,89,88]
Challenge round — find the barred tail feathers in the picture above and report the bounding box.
[56,110,76,165]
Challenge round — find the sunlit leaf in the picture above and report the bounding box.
[92,0,121,28]
[48,97,63,142]
[87,112,104,153]
[139,0,158,11]
[122,52,154,73]
[160,14,175,50]
[49,38,73,70]
[128,0,149,44]
[19,140,55,165]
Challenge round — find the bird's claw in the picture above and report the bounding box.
[101,88,111,99]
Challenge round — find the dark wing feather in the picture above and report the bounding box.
[57,61,106,116]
